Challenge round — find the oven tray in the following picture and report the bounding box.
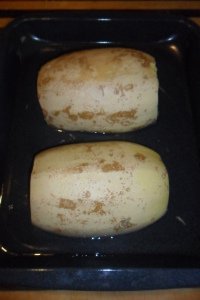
[0,11,200,290]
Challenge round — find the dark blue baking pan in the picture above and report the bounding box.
[0,11,200,290]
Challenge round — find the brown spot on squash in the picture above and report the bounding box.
[78,56,89,68]
[130,49,154,68]
[79,220,88,225]
[63,106,78,121]
[143,75,148,80]
[99,85,105,96]
[40,76,53,86]
[78,111,94,120]
[114,84,125,97]
[134,153,146,161]
[124,83,134,91]
[80,163,89,167]
[77,56,95,74]
[59,198,76,210]
[108,191,115,200]
[102,161,125,172]
[162,171,167,179]
[83,191,91,198]
[99,159,105,164]
[53,110,60,116]
[89,201,106,215]
[65,165,83,173]
[57,213,65,223]
[114,217,135,233]
[110,217,117,224]
[107,109,137,124]
[85,145,93,152]
[114,83,134,95]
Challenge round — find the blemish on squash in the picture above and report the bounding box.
[40,76,53,85]
[63,106,78,121]
[79,219,88,225]
[63,165,83,174]
[106,109,137,124]
[83,191,91,198]
[78,56,91,70]
[134,153,146,161]
[114,84,125,97]
[143,75,148,80]
[99,85,105,96]
[110,217,117,224]
[59,198,76,210]
[89,201,106,215]
[85,145,93,152]
[114,217,135,233]
[75,166,84,173]
[53,110,60,116]
[162,171,167,179]
[79,162,89,167]
[102,161,125,172]
[130,49,154,68]
[99,159,105,164]
[124,83,134,91]
[78,111,94,120]
[114,83,134,96]
[57,213,65,223]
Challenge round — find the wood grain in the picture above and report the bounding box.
[0,0,200,10]
[0,289,200,300]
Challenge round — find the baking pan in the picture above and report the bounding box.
[0,11,200,290]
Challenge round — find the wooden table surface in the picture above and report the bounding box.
[0,289,200,299]
[0,1,200,299]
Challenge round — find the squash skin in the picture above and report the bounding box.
[37,48,158,133]
[30,141,169,237]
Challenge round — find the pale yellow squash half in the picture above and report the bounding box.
[30,141,169,237]
[37,48,158,133]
